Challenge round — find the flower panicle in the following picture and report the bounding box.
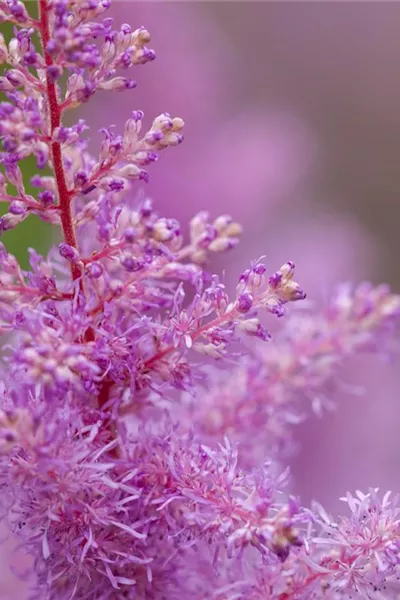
[208,488,400,600]
[0,413,308,597]
[260,280,400,410]
[0,1,399,600]
[284,488,400,599]
[188,281,400,468]
[0,3,308,597]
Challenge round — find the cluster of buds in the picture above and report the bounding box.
[230,261,306,343]
[188,211,242,262]
[185,280,400,470]
[0,1,33,27]
[63,24,155,105]
[236,260,306,315]
[71,112,184,199]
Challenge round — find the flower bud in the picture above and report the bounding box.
[209,237,238,253]
[6,68,27,88]
[0,211,27,233]
[237,292,253,313]
[123,227,136,243]
[86,263,104,279]
[118,164,141,179]
[58,243,81,264]
[121,254,143,272]
[99,77,137,91]
[132,27,151,45]
[9,201,25,215]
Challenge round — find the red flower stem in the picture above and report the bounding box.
[39,0,97,346]
[38,1,121,428]
[39,0,81,283]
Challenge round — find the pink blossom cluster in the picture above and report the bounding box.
[0,1,400,599]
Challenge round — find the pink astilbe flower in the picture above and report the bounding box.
[0,405,308,598]
[190,490,400,600]
[0,2,399,599]
[187,282,400,466]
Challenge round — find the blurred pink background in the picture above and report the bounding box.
[90,1,400,511]
[3,1,400,595]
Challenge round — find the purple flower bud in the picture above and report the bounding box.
[253,323,271,341]
[121,255,143,272]
[123,227,136,243]
[9,1,29,23]
[46,65,63,82]
[86,263,103,279]
[268,303,285,318]
[34,146,49,170]
[21,128,35,142]
[119,50,132,68]
[0,102,13,116]
[98,177,125,192]
[30,175,42,187]
[137,170,149,183]
[22,50,38,66]
[97,222,112,242]
[269,272,283,288]
[140,199,153,218]
[239,270,251,285]
[82,184,96,195]
[38,191,55,206]
[6,69,26,87]
[5,164,23,189]
[0,78,13,92]
[131,110,144,121]
[9,201,25,215]
[145,48,156,61]
[99,77,137,91]
[0,212,26,233]
[198,225,218,249]
[74,170,89,188]
[58,243,80,264]
[52,127,70,143]
[253,263,267,275]
[109,138,123,155]
[3,139,17,152]
[110,178,125,192]
[237,292,253,313]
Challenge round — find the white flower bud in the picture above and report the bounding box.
[131,27,151,46]
[118,164,141,179]
[237,318,260,334]
[98,77,134,91]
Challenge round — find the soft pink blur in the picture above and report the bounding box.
[292,355,400,512]
[0,527,30,599]
[84,3,316,227]
[85,2,399,517]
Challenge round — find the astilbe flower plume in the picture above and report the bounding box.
[187,282,400,466]
[0,2,399,599]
